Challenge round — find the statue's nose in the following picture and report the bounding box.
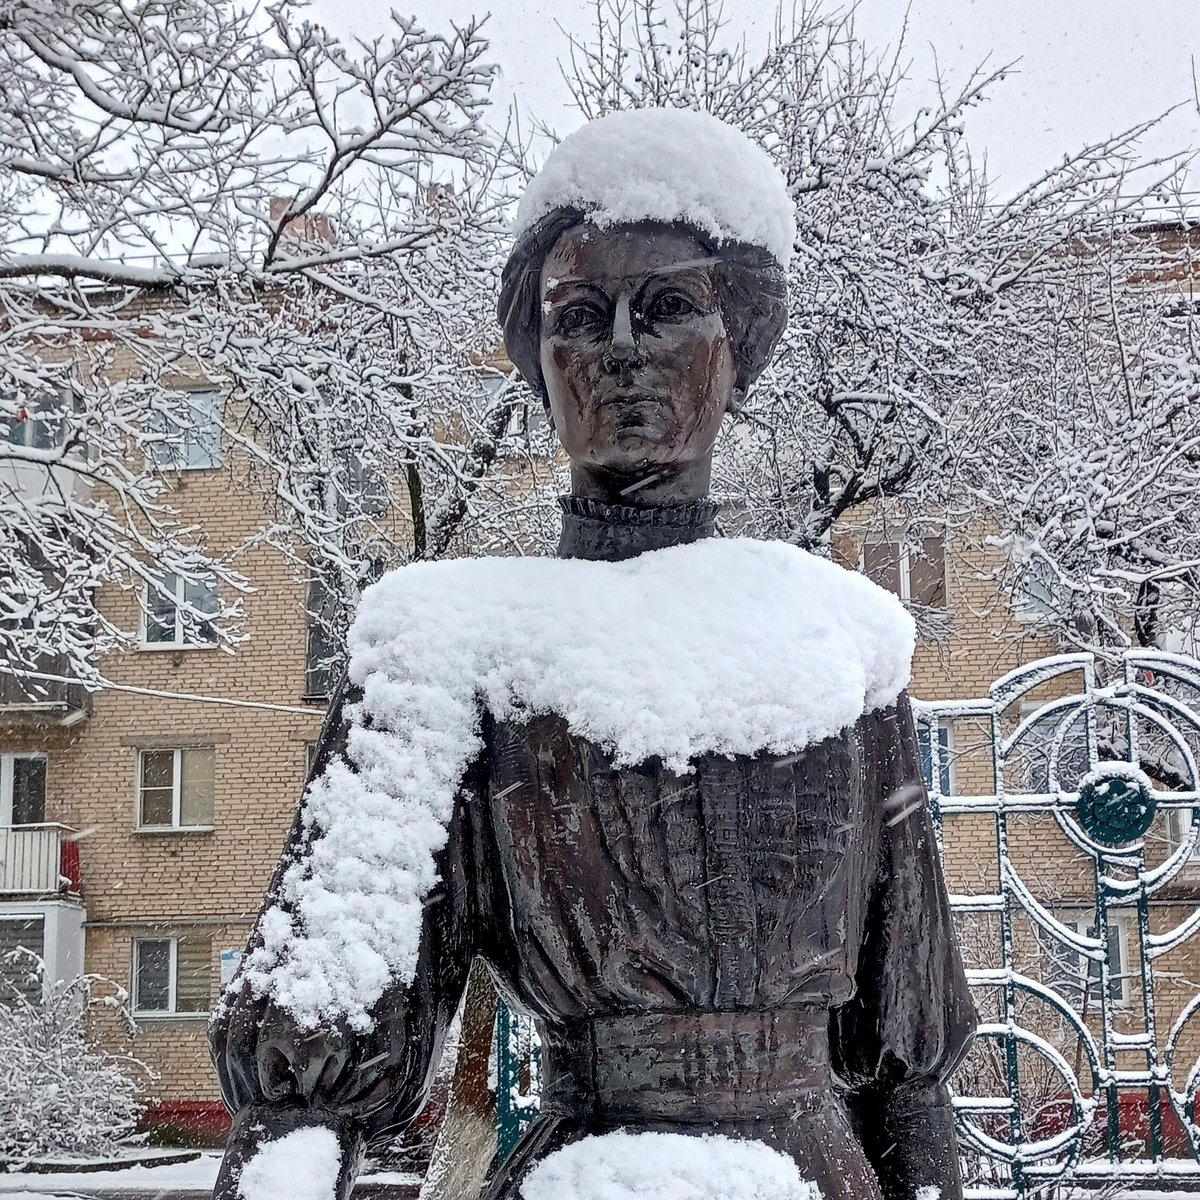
[602,296,645,373]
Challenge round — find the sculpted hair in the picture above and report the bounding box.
[498,208,790,402]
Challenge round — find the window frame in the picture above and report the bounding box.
[4,385,76,453]
[1165,808,1200,861]
[131,935,212,1017]
[0,751,48,826]
[303,571,340,701]
[139,571,219,650]
[1054,914,1132,1008]
[144,388,222,472]
[135,747,215,832]
[858,535,947,608]
[1010,556,1059,625]
[916,723,956,797]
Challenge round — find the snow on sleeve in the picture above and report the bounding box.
[239,537,913,1032]
[514,108,796,268]
[519,1131,820,1200]
[237,1127,341,1200]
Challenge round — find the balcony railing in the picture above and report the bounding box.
[0,823,81,896]
[0,651,90,725]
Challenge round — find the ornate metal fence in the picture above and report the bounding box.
[917,650,1200,1197]
[494,650,1200,1196]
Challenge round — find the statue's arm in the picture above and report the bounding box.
[209,673,479,1199]
[831,693,977,1200]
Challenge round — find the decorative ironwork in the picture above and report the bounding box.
[917,650,1200,1197]
[495,996,540,1164]
[1076,767,1157,847]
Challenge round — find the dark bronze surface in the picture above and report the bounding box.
[210,217,976,1200]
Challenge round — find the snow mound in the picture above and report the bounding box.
[237,1127,340,1200]
[515,108,796,267]
[520,1131,820,1200]
[240,537,913,1031]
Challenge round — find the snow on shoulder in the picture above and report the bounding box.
[238,1127,340,1200]
[520,1131,820,1200]
[239,538,913,1031]
[514,108,796,268]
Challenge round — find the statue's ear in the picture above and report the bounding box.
[726,385,748,415]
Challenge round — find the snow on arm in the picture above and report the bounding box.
[519,1130,820,1200]
[514,108,796,268]
[238,1127,341,1200]
[239,538,914,1032]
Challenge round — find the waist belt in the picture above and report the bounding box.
[539,1008,832,1121]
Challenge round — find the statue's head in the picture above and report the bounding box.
[498,109,793,503]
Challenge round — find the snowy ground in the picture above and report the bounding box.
[0,1152,420,1198]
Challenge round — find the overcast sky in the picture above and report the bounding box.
[309,0,1200,196]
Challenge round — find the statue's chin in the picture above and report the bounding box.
[587,440,680,476]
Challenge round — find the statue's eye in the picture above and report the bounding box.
[554,304,603,335]
[648,292,698,320]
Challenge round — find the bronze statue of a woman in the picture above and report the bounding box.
[210,108,976,1200]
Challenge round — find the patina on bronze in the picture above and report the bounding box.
[210,213,976,1200]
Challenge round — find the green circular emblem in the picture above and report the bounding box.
[1076,767,1155,845]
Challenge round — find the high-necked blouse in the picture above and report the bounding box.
[210,499,976,1200]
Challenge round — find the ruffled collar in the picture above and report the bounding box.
[556,494,720,562]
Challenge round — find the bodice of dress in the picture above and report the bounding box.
[476,712,871,1020]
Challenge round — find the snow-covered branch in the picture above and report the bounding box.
[0,0,548,687]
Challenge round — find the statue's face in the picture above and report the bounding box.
[538,222,735,490]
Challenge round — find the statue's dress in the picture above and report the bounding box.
[210,498,976,1200]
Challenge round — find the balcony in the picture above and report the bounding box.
[0,823,81,896]
[0,652,91,725]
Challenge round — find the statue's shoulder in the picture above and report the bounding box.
[344,540,915,774]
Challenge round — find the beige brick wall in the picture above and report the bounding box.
[2,456,324,1104]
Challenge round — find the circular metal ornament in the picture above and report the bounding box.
[1076,766,1155,845]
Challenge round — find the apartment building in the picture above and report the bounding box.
[0,384,329,1132]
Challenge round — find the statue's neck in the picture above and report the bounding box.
[556,494,719,562]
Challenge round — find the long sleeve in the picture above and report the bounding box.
[831,693,977,1200]
[209,674,479,1198]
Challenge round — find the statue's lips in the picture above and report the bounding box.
[598,393,668,408]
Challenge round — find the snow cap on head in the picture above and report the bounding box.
[514,108,796,268]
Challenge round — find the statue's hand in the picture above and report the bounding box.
[256,999,356,1106]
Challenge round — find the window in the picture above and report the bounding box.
[861,537,946,607]
[132,935,212,1015]
[145,389,221,470]
[0,753,47,826]
[141,571,219,647]
[137,748,215,829]
[1166,809,1200,859]
[917,724,955,796]
[304,572,341,700]
[338,451,388,517]
[1012,557,1058,623]
[473,372,548,435]
[1050,916,1131,1007]
[0,917,45,1003]
[1016,702,1089,793]
[4,390,70,451]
